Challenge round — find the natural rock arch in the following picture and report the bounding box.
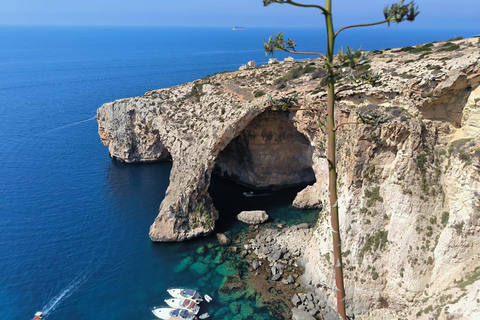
[213,110,316,190]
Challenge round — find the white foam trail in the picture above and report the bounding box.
[41,269,91,317]
[45,116,96,134]
[2,116,96,152]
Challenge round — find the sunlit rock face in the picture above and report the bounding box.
[214,110,315,190]
[97,37,480,319]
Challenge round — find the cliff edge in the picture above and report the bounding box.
[97,37,480,318]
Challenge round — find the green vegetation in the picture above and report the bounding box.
[458,266,480,290]
[337,46,370,68]
[402,43,433,54]
[441,211,450,225]
[453,221,464,234]
[365,186,384,206]
[448,36,464,41]
[275,64,318,88]
[254,90,265,97]
[187,82,204,101]
[437,41,460,52]
[360,230,389,259]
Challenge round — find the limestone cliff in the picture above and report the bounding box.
[97,37,480,318]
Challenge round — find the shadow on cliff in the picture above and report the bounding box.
[208,174,316,233]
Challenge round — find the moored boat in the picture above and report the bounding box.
[151,307,196,320]
[167,288,203,302]
[164,298,200,314]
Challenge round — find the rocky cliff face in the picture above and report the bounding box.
[97,37,480,318]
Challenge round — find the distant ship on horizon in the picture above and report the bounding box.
[232,26,244,31]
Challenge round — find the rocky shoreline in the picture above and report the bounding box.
[98,37,480,319]
[240,223,329,320]
[216,220,329,320]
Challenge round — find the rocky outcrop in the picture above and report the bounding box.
[97,37,480,318]
[237,210,269,224]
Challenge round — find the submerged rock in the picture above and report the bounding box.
[219,274,247,301]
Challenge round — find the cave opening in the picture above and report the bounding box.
[208,110,317,232]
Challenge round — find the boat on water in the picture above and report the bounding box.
[164,298,200,314]
[167,288,203,302]
[232,26,244,31]
[31,312,44,320]
[151,307,196,320]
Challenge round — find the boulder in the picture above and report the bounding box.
[237,210,269,224]
[216,233,231,246]
[268,58,278,64]
[292,308,316,320]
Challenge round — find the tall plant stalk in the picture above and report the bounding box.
[263,1,419,319]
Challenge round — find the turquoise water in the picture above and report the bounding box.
[0,26,477,320]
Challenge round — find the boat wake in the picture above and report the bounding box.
[2,116,96,152]
[44,116,96,134]
[40,271,90,317]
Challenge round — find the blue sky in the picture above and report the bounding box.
[1,0,479,29]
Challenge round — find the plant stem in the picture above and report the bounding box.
[325,1,347,319]
[334,20,389,37]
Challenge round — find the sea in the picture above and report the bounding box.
[0,26,477,320]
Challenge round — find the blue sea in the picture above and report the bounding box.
[0,26,477,320]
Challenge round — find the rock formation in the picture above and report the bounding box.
[97,37,480,318]
[237,210,269,224]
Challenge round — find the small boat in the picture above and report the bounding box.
[167,288,203,302]
[199,313,210,319]
[151,307,196,320]
[31,312,44,320]
[243,191,272,197]
[164,298,200,314]
[232,26,244,31]
[204,294,212,303]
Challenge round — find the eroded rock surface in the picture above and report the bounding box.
[98,37,480,318]
[237,210,269,225]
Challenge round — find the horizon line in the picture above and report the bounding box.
[0,24,478,30]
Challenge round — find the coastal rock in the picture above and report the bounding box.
[292,308,316,320]
[292,184,323,209]
[237,210,269,225]
[97,38,480,318]
[216,233,231,246]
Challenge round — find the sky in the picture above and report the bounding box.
[0,0,479,29]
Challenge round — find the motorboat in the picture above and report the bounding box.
[151,307,196,320]
[167,288,203,302]
[164,298,200,314]
[31,312,44,320]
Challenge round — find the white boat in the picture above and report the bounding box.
[167,288,203,302]
[164,298,200,314]
[151,307,196,320]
